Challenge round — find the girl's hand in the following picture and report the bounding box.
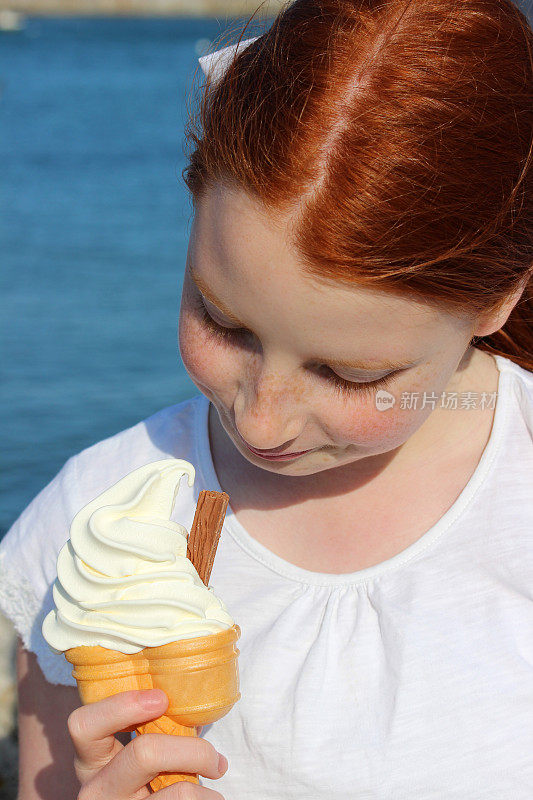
[67,688,228,798]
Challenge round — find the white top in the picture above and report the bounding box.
[1,353,532,798]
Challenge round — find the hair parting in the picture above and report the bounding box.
[183,0,533,370]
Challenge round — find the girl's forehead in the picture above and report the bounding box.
[190,186,445,335]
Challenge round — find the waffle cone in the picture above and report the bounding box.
[65,624,241,791]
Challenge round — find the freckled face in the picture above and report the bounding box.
[178,183,474,477]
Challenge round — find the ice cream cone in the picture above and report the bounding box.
[65,624,241,790]
[50,464,241,792]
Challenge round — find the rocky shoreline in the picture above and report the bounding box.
[0,613,17,800]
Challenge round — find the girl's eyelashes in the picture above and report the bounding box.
[195,297,253,344]
[318,367,395,399]
[194,295,397,398]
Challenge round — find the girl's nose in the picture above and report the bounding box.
[233,367,305,451]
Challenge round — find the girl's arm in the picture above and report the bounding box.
[16,638,84,800]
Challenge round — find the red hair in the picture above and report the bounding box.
[183,0,533,371]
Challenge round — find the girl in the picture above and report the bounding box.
[2,0,532,798]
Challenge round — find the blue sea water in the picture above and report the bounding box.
[0,15,266,536]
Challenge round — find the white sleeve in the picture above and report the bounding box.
[0,456,81,686]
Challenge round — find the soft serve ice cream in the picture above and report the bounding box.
[42,458,234,655]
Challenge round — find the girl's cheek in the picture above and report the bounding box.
[327,378,433,451]
[178,309,236,392]
[178,312,215,384]
[333,404,411,450]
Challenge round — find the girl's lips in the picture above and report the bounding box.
[244,443,312,461]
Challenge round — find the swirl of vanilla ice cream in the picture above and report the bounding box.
[42,458,235,654]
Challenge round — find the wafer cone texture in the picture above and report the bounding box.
[65,625,241,789]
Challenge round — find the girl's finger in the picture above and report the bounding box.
[84,731,227,799]
[68,689,169,768]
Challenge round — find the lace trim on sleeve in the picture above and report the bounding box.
[0,550,75,686]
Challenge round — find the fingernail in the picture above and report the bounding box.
[218,753,228,774]
[139,689,165,709]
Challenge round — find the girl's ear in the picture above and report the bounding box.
[198,37,260,84]
[473,269,532,338]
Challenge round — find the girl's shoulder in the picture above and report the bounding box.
[494,354,533,433]
[495,353,533,383]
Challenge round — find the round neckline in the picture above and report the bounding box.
[194,355,511,587]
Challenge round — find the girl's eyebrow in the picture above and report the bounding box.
[190,268,418,373]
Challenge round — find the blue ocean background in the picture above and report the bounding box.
[1,15,267,537]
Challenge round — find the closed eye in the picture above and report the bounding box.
[317,366,397,399]
[196,297,254,344]
[195,296,398,399]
